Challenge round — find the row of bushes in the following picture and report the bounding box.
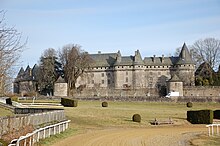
[61,98,109,108]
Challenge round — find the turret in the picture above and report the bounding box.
[175,43,195,86]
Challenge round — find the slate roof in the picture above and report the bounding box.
[144,56,179,66]
[15,64,38,82]
[89,43,193,67]
[168,74,182,82]
[90,53,117,67]
[176,43,194,65]
[55,76,66,83]
[117,56,134,66]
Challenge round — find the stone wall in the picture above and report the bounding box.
[0,110,65,137]
[75,88,160,97]
[76,85,220,98]
[183,86,220,97]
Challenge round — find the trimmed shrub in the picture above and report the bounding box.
[187,110,213,124]
[102,101,108,107]
[186,102,193,108]
[61,98,78,107]
[11,96,18,102]
[214,110,220,119]
[6,98,12,105]
[132,114,141,123]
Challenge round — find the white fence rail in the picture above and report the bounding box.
[8,120,71,146]
[0,110,65,137]
[206,124,220,136]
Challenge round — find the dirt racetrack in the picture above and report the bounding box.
[52,126,207,146]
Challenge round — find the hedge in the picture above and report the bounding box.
[6,98,12,105]
[187,110,213,124]
[214,110,220,119]
[61,98,78,107]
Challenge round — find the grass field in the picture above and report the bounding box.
[37,100,220,146]
[65,101,220,129]
[0,108,13,117]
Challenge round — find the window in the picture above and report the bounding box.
[126,71,128,75]
[102,80,104,84]
[102,73,104,77]
[108,79,110,84]
[92,80,94,84]
[158,72,161,75]
[126,77,128,82]
[150,72,153,75]
[148,83,153,88]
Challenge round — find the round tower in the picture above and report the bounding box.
[167,74,183,96]
[175,43,195,86]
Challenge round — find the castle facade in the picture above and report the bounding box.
[14,43,196,97]
[76,43,195,96]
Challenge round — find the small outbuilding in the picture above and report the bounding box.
[54,76,67,97]
[167,74,183,96]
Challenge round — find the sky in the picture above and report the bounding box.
[1,0,220,69]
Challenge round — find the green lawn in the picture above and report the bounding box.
[0,108,13,117]
[64,101,220,130]
[20,100,220,146]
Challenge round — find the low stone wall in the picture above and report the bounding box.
[0,110,65,137]
[74,88,160,97]
[74,96,220,103]
[75,96,171,102]
[184,86,220,97]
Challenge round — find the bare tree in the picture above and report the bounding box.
[192,38,220,70]
[59,44,93,96]
[0,10,26,95]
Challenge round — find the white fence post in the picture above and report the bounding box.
[206,124,220,136]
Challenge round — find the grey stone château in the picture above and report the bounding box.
[14,43,195,96]
[76,43,194,96]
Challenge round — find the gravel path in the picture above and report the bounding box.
[52,126,206,146]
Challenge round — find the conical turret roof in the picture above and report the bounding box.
[168,74,182,82]
[55,76,66,83]
[176,43,194,65]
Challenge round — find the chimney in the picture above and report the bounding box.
[153,55,156,63]
[161,55,164,63]
[98,51,101,54]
